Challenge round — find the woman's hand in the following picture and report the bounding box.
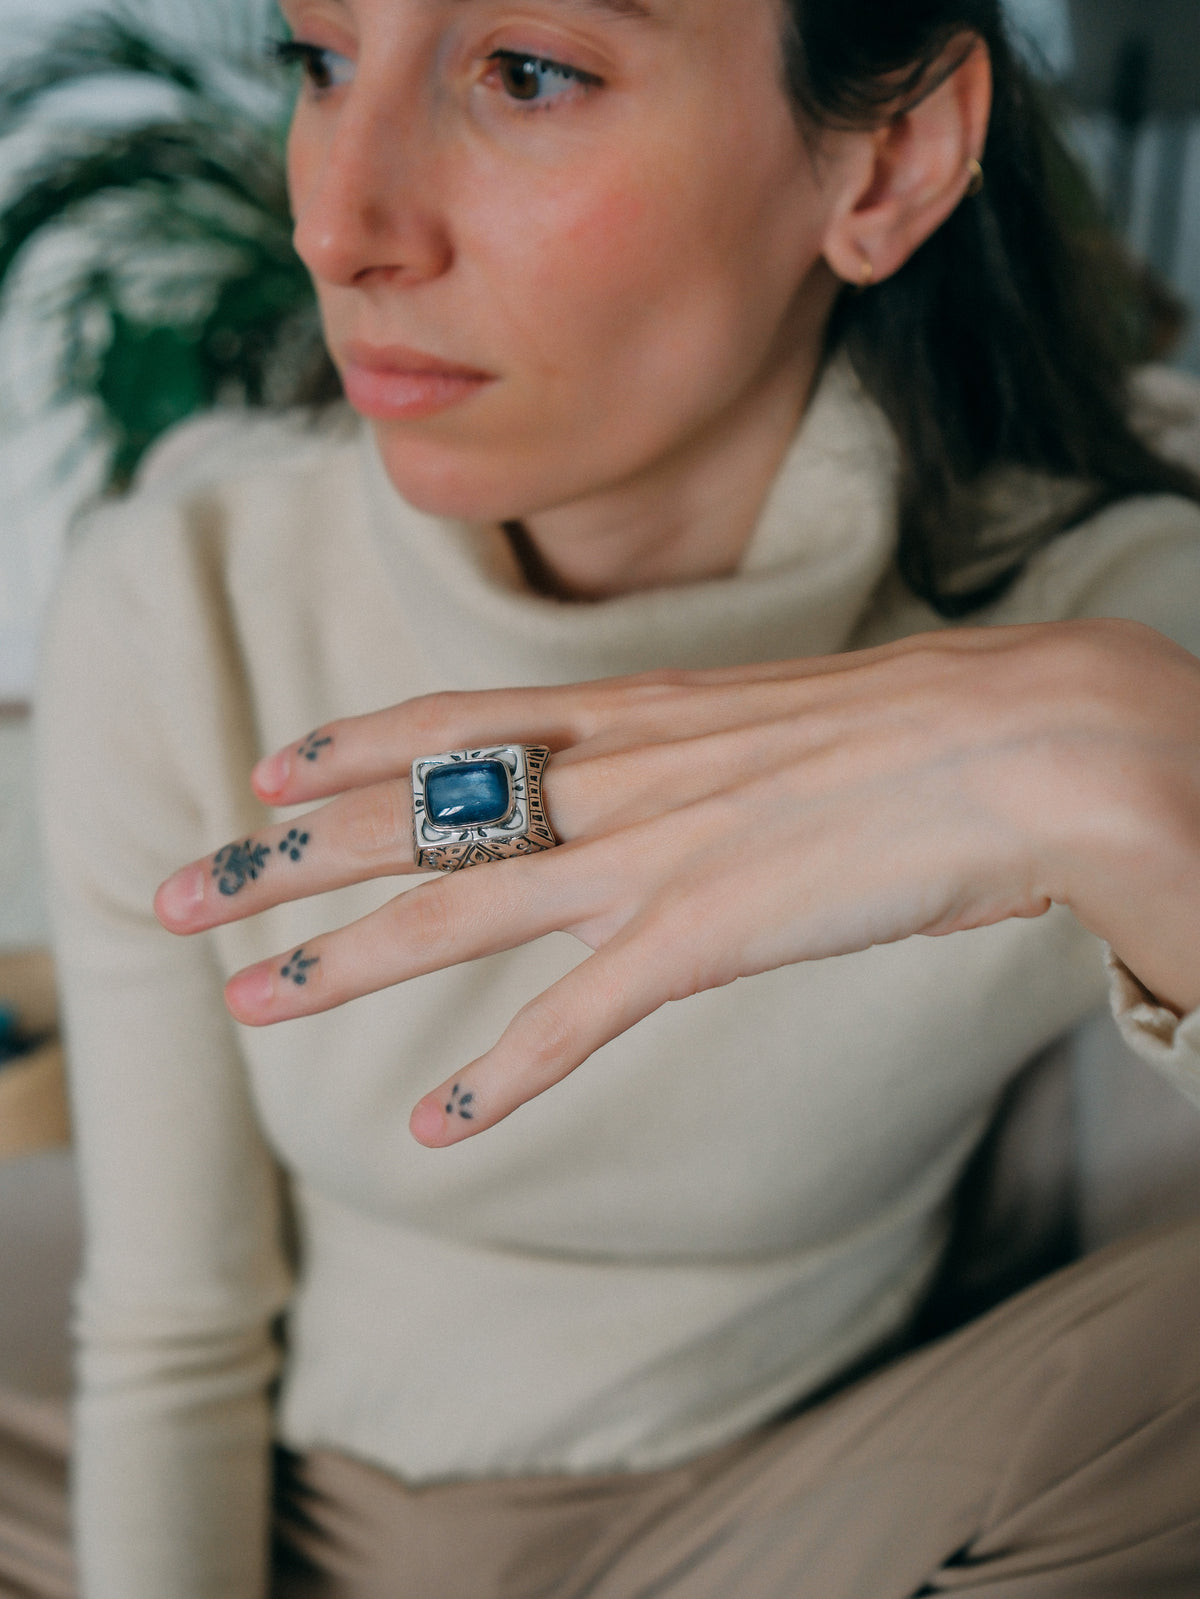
[155,619,1200,1146]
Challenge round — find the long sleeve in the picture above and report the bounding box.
[1106,951,1200,1112]
[1036,492,1200,1116]
[37,515,293,1599]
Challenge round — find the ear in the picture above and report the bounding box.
[822,37,993,288]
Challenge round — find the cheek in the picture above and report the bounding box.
[557,184,655,260]
[503,180,663,346]
[481,140,823,403]
[477,165,721,390]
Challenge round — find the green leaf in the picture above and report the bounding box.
[0,13,335,499]
[95,312,212,486]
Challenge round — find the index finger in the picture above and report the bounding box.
[250,687,586,807]
[249,651,904,809]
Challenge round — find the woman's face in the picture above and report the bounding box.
[283,0,852,524]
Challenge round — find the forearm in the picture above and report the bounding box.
[76,1374,275,1599]
[39,522,294,1597]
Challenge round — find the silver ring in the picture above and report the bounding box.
[411,745,558,873]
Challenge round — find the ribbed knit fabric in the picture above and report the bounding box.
[37,358,1200,1598]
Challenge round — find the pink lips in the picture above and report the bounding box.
[341,341,495,420]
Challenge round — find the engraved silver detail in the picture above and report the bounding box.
[411,745,557,873]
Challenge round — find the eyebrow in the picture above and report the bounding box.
[301,0,659,24]
[456,0,654,17]
[575,0,653,15]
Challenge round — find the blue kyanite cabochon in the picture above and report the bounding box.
[424,760,513,829]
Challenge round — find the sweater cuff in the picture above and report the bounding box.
[1106,948,1200,1108]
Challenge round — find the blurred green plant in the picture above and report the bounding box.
[0,9,337,494]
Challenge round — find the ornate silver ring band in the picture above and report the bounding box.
[411,745,558,873]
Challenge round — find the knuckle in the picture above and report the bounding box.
[1034,620,1134,709]
[516,998,575,1076]
[345,781,412,860]
[406,883,455,951]
[407,690,469,746]
[572,674,690,739]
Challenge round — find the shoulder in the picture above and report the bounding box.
[70,404,361,574]
[1129,363,1200,477]
[861,466,1200,664]
[39,405,377,768]
[47,406,372,662]
[990,490,1200,653]
[987,365,1200,649]
[37,410,388,890]
[860,487,1200,654]
[135,403,361,494]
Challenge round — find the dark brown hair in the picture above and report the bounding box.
[781,0,1200,616]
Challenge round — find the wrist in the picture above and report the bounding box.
[1033,745,1200,1017]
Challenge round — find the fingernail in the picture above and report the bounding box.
[155,865,205,928]
[410,1095,451,1147]
[253,749,291,797]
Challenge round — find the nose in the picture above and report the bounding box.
[290,86,453,289]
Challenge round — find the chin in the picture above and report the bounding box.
[369,423,539,524]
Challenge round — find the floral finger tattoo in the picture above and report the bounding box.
[211,827,312,897]
[212,840,272,897]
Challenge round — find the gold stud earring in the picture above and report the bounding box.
[857,252,875,292]
[966,159,985,198]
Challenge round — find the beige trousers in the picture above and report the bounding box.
[5,1222,1200,1599]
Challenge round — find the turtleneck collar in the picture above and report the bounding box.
[364,353,900,690]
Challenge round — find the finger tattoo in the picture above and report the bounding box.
[280,947,320,987]
[212,840,272,897]
[298,731,334,764]
[211,827,312,897]
[445,1083,476,1121]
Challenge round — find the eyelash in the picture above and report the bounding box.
[484,50,602,108]
[270,39,349,94]
[270,38,601,108]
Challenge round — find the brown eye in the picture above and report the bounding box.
[487,51,597,106]
[272,40,354,94]
[497,54,542,102]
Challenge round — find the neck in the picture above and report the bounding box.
[511,290,838,602]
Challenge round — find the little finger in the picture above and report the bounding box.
[251,688,587,806]
[408,930,670,1146]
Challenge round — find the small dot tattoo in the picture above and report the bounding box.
[298,732,333,764]
[280,947,319,986]
[278,828,310,863]
[444,1083,475,1121]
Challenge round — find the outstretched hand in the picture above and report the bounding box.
[155,619,1200,1146]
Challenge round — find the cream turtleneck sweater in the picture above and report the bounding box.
[38,360,1200,1598]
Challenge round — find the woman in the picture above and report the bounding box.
[33,0,1200,1593]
